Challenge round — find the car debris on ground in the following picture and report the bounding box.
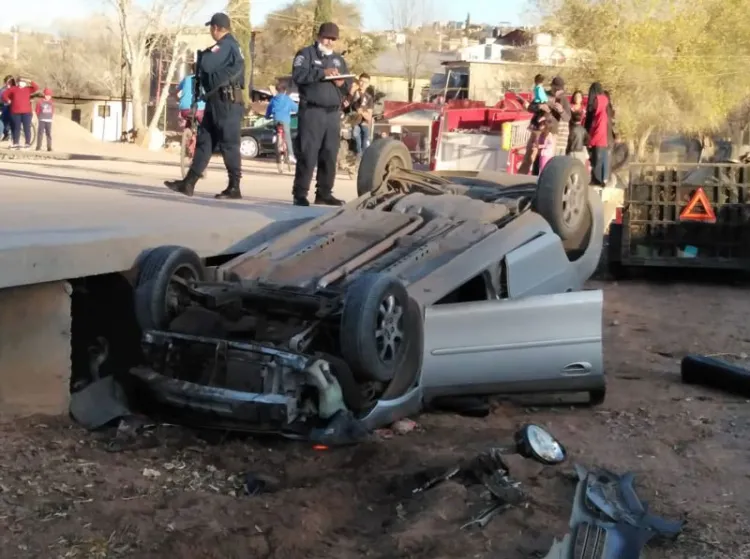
[681,354,750,398]
[543,465,684,559]
[389,425,684,558]
[396,425,563,529]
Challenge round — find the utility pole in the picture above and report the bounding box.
[120,32,128,141]
[249,31,260,102]
[11,26,19,61]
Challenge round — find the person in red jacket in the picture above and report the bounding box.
[1,77,39,149]
[584,81,613,186]
[35,88,54,151]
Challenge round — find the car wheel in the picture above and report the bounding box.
[339,273,423,383]
[536,156,590,242]
[356,138,413,197]
[240,136,259,159]
[134,246,204,332]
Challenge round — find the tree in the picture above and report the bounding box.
[535,0,750,158]
[253,0,384,89]
[108,0,202,144]
[387,0,437,102]
[226,0,252,103]
[15,20,121,97]
[312,0,333,40]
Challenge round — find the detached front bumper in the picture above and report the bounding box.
[129,330,369,443]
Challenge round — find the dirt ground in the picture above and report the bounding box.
[1,279,749,559]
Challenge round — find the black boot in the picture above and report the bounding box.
[293,196,310,207]
[215,176,242,200]
[314,193,344,206]
[164,169,200,197]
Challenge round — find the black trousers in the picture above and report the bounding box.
[37,121,52,150]
[292,105,340,198]
[190,101,243,182]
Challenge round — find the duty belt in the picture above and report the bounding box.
[216,86,243,104]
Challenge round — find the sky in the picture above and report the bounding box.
[1,0,530,33]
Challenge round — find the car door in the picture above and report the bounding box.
[420,289,603,400]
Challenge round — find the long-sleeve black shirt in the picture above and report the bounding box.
[199,33,245,95]
[292,44,353,109]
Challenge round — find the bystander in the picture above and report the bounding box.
[266,81,299,163]
[349,73,374,157]
[1,77,39,149]
[34,88,54,152]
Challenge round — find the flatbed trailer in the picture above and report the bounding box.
[608,162,750,275]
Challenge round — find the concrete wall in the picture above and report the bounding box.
[55,101,97,133]
[371,75,431,102]
[466,62,557,104]
[0,281,71,415]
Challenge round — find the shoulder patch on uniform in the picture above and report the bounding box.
[293,55,305,67]
[211,45,220,53]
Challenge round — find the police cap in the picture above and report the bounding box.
[318,22,340,40]
[206,13,231,29]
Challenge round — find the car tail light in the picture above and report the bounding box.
[614,206,623,225]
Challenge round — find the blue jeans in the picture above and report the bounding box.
[589,146,610,185]
[352,123,370,155]
[11,113,32,146]
[0,106,11,139]
[274,119,294,158]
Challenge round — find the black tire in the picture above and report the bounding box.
[340,273,423,383]
[134,246,204,332]
[536,156,590,242]
[356,138,412,197]
[681,355,750,398]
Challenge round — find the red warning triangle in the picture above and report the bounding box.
[679,187,716,223]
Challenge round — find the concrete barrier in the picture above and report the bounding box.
[0,214,326,416]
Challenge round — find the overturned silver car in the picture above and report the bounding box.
[128,139,605,441]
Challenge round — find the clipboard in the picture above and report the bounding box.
[322,74,357,81]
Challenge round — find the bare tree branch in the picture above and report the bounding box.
[107,0,202,140]
[386,0,436,101]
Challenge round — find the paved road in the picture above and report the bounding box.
[0,156,358,288]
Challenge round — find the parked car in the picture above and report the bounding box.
[127,139,606,443]
[240,120,298,160]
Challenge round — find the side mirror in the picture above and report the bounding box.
[514,424,566,465]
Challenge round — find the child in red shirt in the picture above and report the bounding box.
[35,88,54,151]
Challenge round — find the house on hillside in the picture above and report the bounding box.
[457,29,581,66]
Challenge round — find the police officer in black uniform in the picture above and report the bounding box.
[165,12,246,199]
[291,22,354,206]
